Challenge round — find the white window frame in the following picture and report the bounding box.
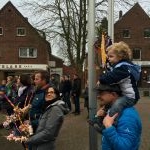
[0,27,3,35]
[19,47,37,58]
[17,27,26,36]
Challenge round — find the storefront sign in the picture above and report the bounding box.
[0,64,48,70]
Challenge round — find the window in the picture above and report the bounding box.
[144,28,150,38]
[122,29,130,38]
[17,27,26,36]
[0,27,3,35]
[19,47,37,58]
[132,48,141,60]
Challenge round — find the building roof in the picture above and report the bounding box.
[115,2,150,25]
[0,1,51,53]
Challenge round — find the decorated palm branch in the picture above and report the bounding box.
[2,93,34,149]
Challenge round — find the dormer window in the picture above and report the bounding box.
[17,27,26,36]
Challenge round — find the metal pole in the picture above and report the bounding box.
[88,0,97,150]
[108,0,114,42]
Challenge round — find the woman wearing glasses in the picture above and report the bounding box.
[26,86,69,150]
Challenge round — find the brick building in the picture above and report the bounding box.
[49,54,78,83]
[114,3,150,88]
[0,2,50,80]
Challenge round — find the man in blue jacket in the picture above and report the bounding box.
[96,84,142,150]
[29,70,50,133]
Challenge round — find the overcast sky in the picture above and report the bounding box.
[0,0,29,18]
[1,0,21,10]
[1,0,150,18]
[0,0,150,55]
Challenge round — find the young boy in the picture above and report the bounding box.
[89,41,141,132]
[99,41,141,117]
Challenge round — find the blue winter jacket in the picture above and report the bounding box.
[29,88,46,131]
[102,107,142,150]
[99,60,141,100]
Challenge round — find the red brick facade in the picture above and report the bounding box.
[114,3,150,60]
[0,2,51,80]
[114,3,150,87]
[63,65,77,80]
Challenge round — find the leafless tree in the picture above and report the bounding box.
[19,0,137,75]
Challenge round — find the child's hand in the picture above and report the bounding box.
[96,106,106,117]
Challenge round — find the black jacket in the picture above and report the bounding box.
[72,78,81,96]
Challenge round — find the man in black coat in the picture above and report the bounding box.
[71,74,81,115]
[63,75,72,111]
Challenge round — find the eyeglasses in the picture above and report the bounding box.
[46,91,55,94]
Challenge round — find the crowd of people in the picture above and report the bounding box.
[0,41,143,150]
[0,71,83,150]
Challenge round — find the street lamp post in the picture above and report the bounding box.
[108,0,114,42]
[88,0,97,150]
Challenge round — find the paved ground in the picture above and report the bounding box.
[137,97,150,150]
[0,97,150,150]
[56,97,150,150]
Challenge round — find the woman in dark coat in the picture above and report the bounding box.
[26,87,69,150]
[15,74,34,108]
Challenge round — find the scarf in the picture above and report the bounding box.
[18,86,27,97]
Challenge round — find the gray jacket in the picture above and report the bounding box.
[26,100,69,150]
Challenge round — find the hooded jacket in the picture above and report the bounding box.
[26,100,69,150]
[99,60,141,100]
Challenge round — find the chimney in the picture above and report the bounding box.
[119,10,123,19]
[25,17,28,21]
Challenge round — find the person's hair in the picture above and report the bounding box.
[46,86,60,98]
[7,76,13,81]
[34,70,50,84]
[53,87,60,98]
[20,74,31,86]
[107,41,132,60]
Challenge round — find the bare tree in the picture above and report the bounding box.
[19,0,137,75]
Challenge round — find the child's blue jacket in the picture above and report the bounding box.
[99,60,141,100]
